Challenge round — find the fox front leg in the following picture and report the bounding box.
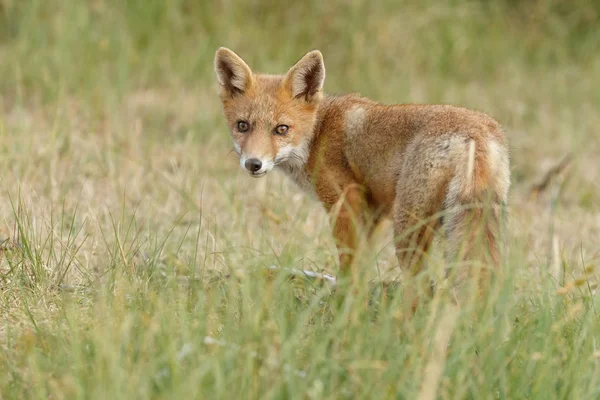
[329,183,369,281]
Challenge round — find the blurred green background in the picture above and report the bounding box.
[2,0,600,93]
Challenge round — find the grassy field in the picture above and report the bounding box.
[1,0,600,398]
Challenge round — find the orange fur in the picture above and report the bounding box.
[214,48,510,297]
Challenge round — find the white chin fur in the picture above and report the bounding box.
[273,142,314,195]
[248,171,267,178]
[274,144,309,166]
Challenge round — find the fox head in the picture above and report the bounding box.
[214,48,325,177]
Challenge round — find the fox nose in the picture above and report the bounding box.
[244,158,262,173]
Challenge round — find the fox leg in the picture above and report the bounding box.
[393,207,438,275]
[329,183,368,277]
[393,201,440,313]
[393,167,447,313]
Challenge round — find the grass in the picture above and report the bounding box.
[1,0,600,398]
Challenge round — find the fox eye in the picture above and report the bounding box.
[274,125,289,135]
[237,121,249,132]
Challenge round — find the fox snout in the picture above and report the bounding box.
[239,153,274,177]
[245,158,262,173]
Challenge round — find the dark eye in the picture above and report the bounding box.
[237,121,249,132]
[274,125,289,135]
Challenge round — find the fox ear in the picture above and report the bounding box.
[284,50,325,101]
[214,47,253,96]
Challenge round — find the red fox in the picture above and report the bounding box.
[214,48,510,296]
